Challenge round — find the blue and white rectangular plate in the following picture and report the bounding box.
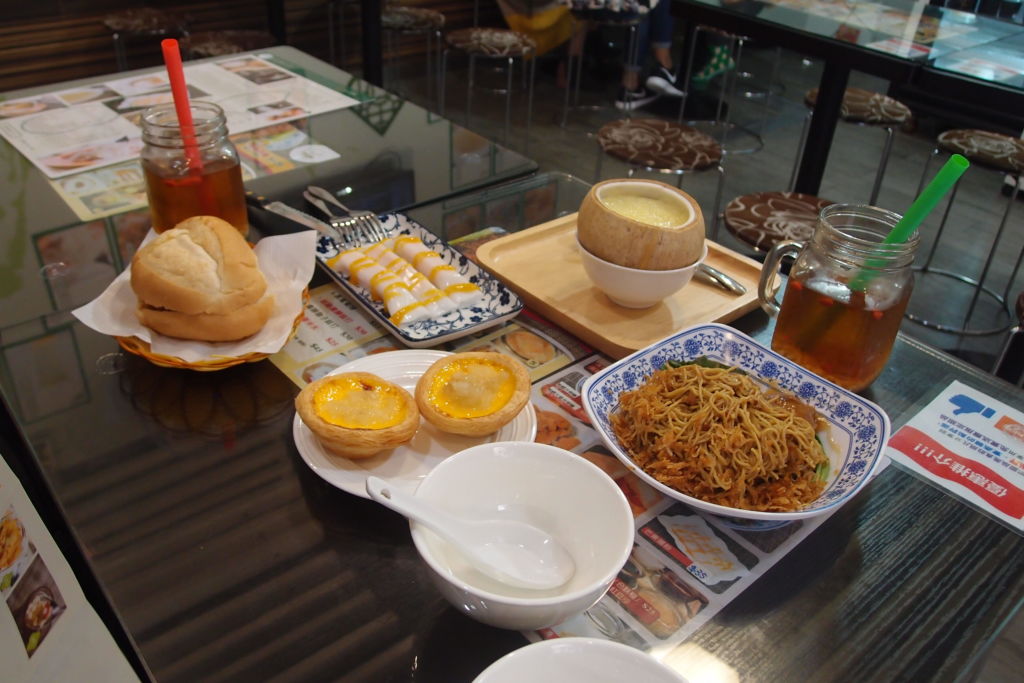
[582,323,891,522]
[315,213,523,348]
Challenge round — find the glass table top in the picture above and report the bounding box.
[681,0,1024,84]
[0,47,537,332]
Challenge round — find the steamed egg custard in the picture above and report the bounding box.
[295,371,420,459]
[600,193,690,228]
[425,356,516,419]
[313,375,410,429]
[416,352,531,436]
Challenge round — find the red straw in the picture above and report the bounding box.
[161,39,203,173]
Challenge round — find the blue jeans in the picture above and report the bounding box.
[626,0,673,72]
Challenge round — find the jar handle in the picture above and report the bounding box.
[758,240,803,317]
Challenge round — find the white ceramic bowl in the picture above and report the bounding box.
[410,442,634,630]
[474,637,688,683]
[582,323,891,522]
[578,236,707,308]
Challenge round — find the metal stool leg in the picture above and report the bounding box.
[466,54,476,127]
[1002,185,1024,304]
[962,181,1020,330]
[328,2,337,66]
[504,56,514,143]
[595,140,605,182]
[525,51,536,154]
[439,49,449,116]
[711,163,726,241]
[623,23,639,118]
[789,111,811,192]
[677,24,700,123]
[562,23,587,127]
[868,125,895,206]
[113,33,128,71]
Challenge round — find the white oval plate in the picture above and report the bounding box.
[293,350,537,499]
[474,637,687,683]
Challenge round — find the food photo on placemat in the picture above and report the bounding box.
[5,555,66,657]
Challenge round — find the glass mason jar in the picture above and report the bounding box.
[140,101,248,236]
[757,204,920,392]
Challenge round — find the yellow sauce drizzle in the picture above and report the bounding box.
[348,257,375,285]
[445,282,481,295]
[390,301,425,325]
[429,263,456,281]
[427,358,514,418]
[412,250,441,269]
[313,376,407,429]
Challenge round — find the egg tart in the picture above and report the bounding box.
[415,352,530,436]
[296,372,420,459]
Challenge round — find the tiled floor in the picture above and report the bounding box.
[385,38,1023,681]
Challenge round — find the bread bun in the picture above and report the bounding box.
[133,215,266,315]
[137,295,275,342]
[416,352,530,436]
[131,216,273,342]
[295,372,420,459]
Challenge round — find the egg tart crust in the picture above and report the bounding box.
[296,372,420,459]
[415,351,530,436]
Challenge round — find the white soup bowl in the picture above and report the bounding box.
[411,441,634,630]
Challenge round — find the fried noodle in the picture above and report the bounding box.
[610,364,828,512]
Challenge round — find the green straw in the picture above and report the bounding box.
[798,154,970,354]
[884,153,970,245]
[849,153,970,291]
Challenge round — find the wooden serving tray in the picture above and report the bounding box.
[475,213,770,359]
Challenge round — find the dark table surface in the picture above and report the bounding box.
[671,0,1024,193]
[1,164,1023,680]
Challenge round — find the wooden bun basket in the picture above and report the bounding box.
[116,287,309,371]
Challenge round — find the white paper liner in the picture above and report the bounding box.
[73,229,317,363]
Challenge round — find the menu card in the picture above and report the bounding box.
[0,53,363,180]
[887,381,1024,534]
[0,456,138,681]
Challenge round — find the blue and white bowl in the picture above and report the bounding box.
[581,323,890,521]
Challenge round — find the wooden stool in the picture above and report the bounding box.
[440,28,537,149]
[595,118,725,238]
[182,30,277,59]
[103,7,188,71]
[382,6,445,103]
[794,87,912,205]
[905,129,1024,336]
[723,191,834,253]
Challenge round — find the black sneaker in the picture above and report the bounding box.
[646,66,684,97]
[1001,174,1024,200]
[614,86,659,111]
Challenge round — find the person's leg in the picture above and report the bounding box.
[615,9,659,109]
[645,0,684,96]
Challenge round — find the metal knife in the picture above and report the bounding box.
[695,263,747,295]
[246,191,337,239]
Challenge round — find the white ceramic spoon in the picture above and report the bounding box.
[365,476,575,591]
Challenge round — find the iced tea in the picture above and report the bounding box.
[143,158,248,235]
[771,276,911,392]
